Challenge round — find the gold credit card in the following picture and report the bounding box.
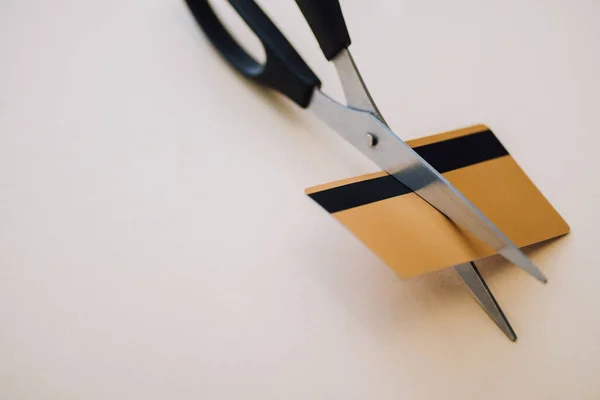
[306,125,569,279]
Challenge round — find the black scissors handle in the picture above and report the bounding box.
[295,0,351,61]
[184,0,351,108]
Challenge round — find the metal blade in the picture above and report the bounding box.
[332,49,386,123]
[308,89,546,283]
[455,262,517,341]
[329,49,546,283]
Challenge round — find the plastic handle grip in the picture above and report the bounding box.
[185,0,321,108]
[295,0,351,60]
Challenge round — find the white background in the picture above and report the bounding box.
[1,0,599,398]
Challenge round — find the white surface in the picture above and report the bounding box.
[1,0,599,398]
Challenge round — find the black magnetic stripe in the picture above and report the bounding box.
[308,175,413,215]
[415,129,508,173]
[309,129,508,213]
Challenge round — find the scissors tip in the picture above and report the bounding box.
[498,246,547,283]
[530,266,548,284]
[456,263,518,342]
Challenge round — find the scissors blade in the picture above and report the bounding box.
[308,89,546,283]
[456,262,517,341]
[332,49,386,123]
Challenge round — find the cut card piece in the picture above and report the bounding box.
[306,125,569,279]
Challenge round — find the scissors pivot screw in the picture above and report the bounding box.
[366,133,378,147]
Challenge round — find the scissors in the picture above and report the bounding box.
[185,0,546,340]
